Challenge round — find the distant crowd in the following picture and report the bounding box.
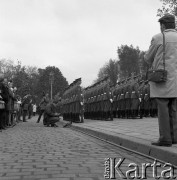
[0,74,37,131]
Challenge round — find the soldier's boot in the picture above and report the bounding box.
[105,112,108,120]
[71,113,74,121]
[103,111,105,120]
[97,111,100,120]
[155,109,158,117]
[135,110,138,118]
[97,112,99,119]
[150,109,153,117]
[80,115,84,123]
[122,110,125,118]
[114,111,117,118]
[71,113,74,122]
[113,111,115,118]
[103,112,106,120]
[151,109,155,117]
[128,110,130,119]
[94,112,96,119]
[131,110,135,119]
[108,111,110,120]
[119,110,122,118]
[125,110,128,118]
[140,109,144,119]
[110,111,113,121]
[87,112,89,119]
[117,110,120,118]
[107,112,110,120]
[145,110,149,117]
[76,114,79,122]
[96,112,98,119]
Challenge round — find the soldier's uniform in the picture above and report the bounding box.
[116,83,121,118]
[138,80,145,119]
[143,81,150,117]
[120,80,126,118]
[125,78,132,118]
[112,85,117,118]
[131,77,140,118]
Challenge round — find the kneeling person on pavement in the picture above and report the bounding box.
[43,98,60,127]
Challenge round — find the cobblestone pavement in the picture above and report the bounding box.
[0,116,175,180]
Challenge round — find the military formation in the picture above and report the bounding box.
[111,75,157,119]
[61,74,158,122]
[83,77,113,120]
[61,78,84,123]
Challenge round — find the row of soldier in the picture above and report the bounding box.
[61,78,84,123]
[60,75,158,122]
[111,75,157,119]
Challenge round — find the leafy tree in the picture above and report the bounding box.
[139,51,149,75]
[12,64,40,99]
[117,45,140,78]
[37,66,68,100]
[94,59,119,86]
[0,58,16,78]
[157,0,177,17]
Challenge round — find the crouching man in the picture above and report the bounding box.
[43,98,60,127]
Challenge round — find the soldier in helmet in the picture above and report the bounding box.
[124,77,132,118]
[143,81,150,117]
[131,76,140,118]
[138,80,145,119]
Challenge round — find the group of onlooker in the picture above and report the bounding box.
[0,73,19,130]
[0,73,37,131]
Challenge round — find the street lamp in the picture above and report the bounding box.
[49,71,54,100]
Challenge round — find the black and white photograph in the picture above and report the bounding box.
[0,0,177,179]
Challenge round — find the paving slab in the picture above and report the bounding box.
[60,117,177,166]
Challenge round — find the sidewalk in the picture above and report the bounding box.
[60,117,177,166]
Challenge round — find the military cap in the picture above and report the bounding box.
[158,14,175,23]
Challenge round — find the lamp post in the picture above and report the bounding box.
[49,71,54,100]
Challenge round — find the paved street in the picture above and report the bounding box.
[0,116,166,180]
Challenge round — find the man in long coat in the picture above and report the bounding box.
[144,14,177,146]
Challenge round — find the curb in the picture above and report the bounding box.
[59,120,177,166]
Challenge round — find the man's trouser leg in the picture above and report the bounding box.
[37,110,44,123]
[23,110,27,122]
[2,110,6,128]
[156,98,173,143]
[169,98,177,143]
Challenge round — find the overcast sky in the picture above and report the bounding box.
[0,0,162,87]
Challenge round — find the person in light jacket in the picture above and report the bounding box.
[144,14,177,146]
